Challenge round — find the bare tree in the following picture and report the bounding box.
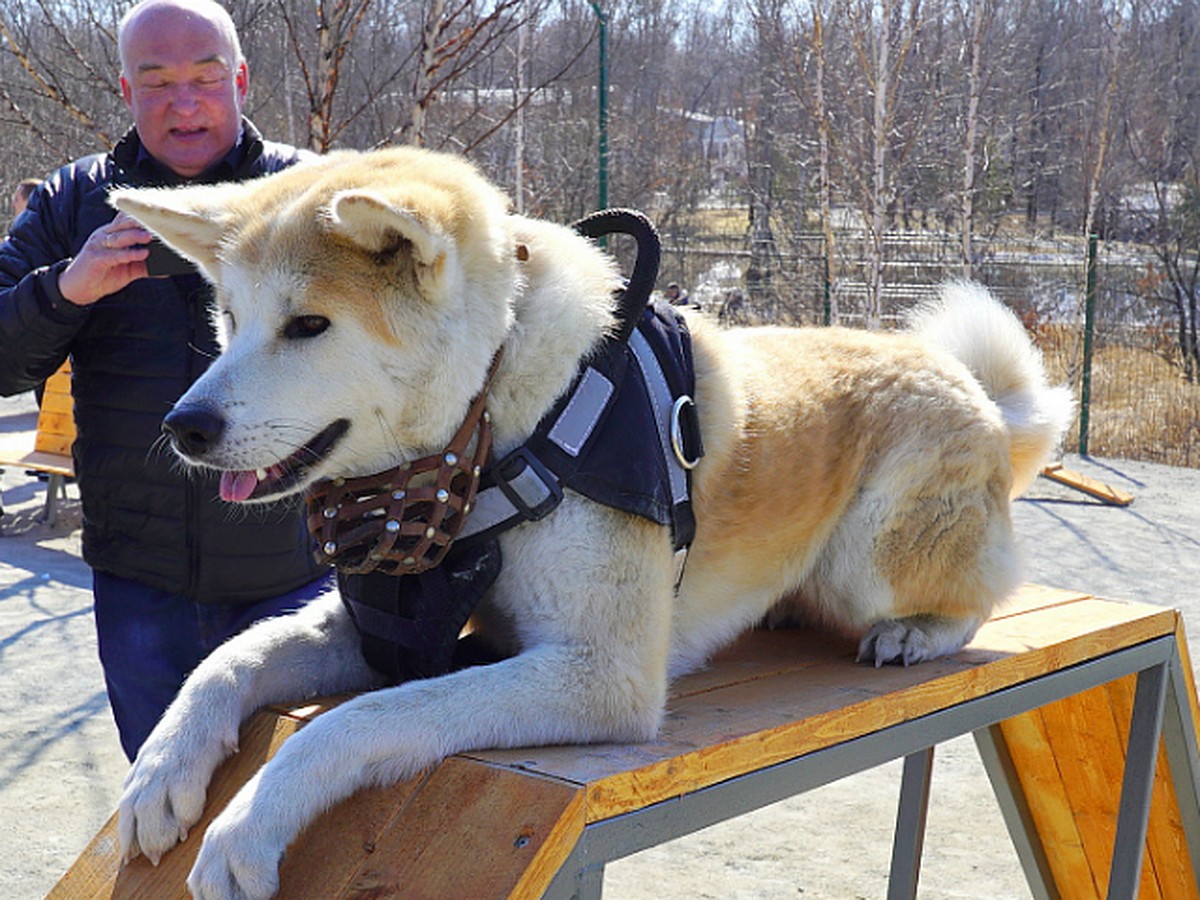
[1123,0,1200,381]
[845,0,924,327]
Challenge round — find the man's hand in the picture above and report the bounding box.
[58,213,154,306]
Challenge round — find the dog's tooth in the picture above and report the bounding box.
[255,467,268,480]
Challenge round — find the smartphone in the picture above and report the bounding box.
[144,239,196,277]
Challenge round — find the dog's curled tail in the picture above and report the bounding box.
[908,281,1075,497]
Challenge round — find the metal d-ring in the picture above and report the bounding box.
[670,394,700,470]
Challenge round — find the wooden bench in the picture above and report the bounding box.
[49,584,1200,899]
[0,361,75,526]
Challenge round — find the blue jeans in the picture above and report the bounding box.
[93,571,333,760]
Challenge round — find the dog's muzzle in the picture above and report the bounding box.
[306,356,500,576]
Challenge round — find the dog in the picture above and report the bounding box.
[110,146,1072,900]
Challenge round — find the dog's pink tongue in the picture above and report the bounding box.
[220,470,259,503]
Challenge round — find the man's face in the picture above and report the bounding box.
[120,7,248,179]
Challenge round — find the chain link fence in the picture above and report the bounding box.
[657,228,1200,467]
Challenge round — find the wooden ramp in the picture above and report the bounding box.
[50,584,1200,899]
[1041,462,1135,507]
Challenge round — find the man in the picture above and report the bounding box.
[0,0,329,761]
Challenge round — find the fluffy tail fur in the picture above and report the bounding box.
[908,281,1074,496]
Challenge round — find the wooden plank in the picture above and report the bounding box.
[1106,675,1199,900]
[28,359,76,455]
[40,390,73,415]
[48,712,306,899]
[0,356,76,472]
[48,721,584,900]
[471,596,1179,821]
[342,757,584,899]
[1039,680,1150,898]
[998,709,1098,897]
[0,440,75,476]
[1041,463,1135,506]
[1175,617,1200,750]
[989,583,1094,620]
[35,432,74,456]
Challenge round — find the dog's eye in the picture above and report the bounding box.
[284,315,330,339]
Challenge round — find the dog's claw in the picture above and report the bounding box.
[858,620,933,667]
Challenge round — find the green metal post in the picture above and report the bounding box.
[589,1,608,212]
[822,249,832,326]
[1079,232,1098,457]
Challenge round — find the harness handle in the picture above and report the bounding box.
[571,209,661,344]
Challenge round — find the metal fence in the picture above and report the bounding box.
[658,229,1200,467]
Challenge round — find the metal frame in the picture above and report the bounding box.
[542,635,1200,900]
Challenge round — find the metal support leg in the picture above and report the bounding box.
[888,747,935,900]
[572,862,604,900]
[1107,662,1169,899]
[974,725,1059,900]
[1163,653,1200,887]
[39,472,65,526]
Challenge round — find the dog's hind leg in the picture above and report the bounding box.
[856,614,983,667]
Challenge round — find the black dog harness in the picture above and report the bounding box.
[337,212,703,682]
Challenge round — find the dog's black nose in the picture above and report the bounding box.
[163,404,225,458]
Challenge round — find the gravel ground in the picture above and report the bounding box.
[2,385,1198,899]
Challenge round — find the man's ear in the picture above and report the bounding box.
[109,183,242,280]
[328,191,450,294]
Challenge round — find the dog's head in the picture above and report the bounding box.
[111,147,516,503]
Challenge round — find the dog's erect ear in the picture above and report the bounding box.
[109,184,240,280]
[329,191,450,282]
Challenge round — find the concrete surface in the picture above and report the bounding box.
[2,385,1198,899]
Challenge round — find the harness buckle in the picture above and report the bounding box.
[492,446,564,522]
[670,394,702,470]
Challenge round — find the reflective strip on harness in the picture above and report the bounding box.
[629,326,688,512]
[457,305,697,550]
[548,367,614,456]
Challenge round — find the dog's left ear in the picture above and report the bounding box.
[329,191,450,290]
[110,184,239,280]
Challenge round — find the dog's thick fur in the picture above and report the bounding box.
[111,147,1072,900]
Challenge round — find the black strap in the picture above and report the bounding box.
[339,539,502,682]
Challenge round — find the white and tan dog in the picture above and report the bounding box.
[111,146,1072,900]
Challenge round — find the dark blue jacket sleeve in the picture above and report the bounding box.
[0,177,92,396]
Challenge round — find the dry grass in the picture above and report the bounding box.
[1035,325,1200,468]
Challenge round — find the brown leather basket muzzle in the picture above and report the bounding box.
[306,356,500,576]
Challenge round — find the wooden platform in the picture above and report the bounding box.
[50,584,1200,899]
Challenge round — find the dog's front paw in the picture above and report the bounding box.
[118,744,216,865]
[118,715,239,865]
[187,794,284,900]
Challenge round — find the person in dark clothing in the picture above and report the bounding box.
[10,177,41,222]
[0,0,329,760]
